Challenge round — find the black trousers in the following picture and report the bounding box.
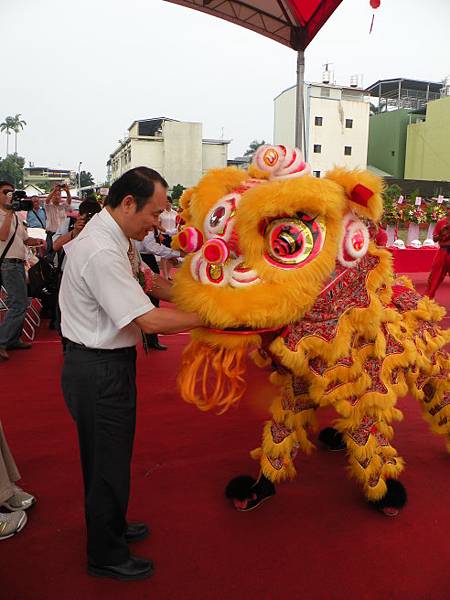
[61,343,137,565]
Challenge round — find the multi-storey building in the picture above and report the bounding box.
[108,118,230,188]
[23,166,75,189]
[274,80,370,177]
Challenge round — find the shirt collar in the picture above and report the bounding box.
[98,208,130,252]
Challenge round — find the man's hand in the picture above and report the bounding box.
[25,238,46,248]
[73,215,86,233]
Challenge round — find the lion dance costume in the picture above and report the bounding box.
[172,145,450,515]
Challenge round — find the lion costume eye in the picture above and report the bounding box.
[263,213,326,269]
[204,193,241,240]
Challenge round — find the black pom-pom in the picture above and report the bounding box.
[225,475,257,501]
[370,479,408,510]
[318,427,346,451]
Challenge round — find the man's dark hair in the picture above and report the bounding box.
[79,200,102,217]
[106,167,168,212]
[0,180,14,189]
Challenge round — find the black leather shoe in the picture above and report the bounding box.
[88,555,154,581]
[125,522,150,543]
[150,341,168,351]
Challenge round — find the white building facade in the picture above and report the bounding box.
[108,118,230,188]
[274,83,370,177]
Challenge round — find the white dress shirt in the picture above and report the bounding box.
[60,209,153,349]
[159,208,178,236]
[45,202,70,233]
[135,230,180,259]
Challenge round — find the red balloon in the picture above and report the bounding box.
[370,0,381,8]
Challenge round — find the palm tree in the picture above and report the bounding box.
[11,114,27,154]
[244,139,266,157]
[0,116,16,155]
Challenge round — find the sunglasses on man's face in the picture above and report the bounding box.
[1,190,14,196]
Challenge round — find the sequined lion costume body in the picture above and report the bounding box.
[172,145,450,514]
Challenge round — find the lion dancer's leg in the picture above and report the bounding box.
[225,373,317,511]
[334,399,407,516]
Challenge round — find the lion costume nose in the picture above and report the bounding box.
[202,238,230,265]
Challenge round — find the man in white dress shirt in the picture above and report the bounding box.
[44,183,71,251]
[158,197,179,278]
[60,167,202,581]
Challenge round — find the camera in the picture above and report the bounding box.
[7,191,34,212]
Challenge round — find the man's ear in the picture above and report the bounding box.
[122,194,137,212]
[325,168,384,222]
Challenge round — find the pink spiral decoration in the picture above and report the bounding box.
[253,145,311,180]
[178,227,203,253]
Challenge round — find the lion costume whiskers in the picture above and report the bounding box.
[172,145,450,513]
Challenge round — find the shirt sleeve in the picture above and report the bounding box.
[52,218,70,243]
[82,248,154,329]
[141,232,180,259]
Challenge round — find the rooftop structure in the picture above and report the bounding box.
[365,78,444,113]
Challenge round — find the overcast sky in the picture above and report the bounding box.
[2,0,449,182]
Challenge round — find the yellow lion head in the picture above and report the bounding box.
[173,145,383,330]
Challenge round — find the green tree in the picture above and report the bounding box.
[0,154,25,187]
[244,139,266,157]
[11,114,27,154]
[80,170,95,187]
[171,184,185,204]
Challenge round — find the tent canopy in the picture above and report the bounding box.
[163,0,343,50]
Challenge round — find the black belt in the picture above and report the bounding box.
[2,258,24,263]
[63,339,135,355]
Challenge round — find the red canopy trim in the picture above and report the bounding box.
[163,0,343,50]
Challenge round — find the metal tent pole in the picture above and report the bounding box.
[295,49,306,153]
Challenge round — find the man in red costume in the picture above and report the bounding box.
[425,205,450,298]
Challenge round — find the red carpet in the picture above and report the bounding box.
[2,275,450,600]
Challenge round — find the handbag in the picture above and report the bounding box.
[0,214,19,287]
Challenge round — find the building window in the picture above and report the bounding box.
[315,116,323,126]
[313,170,321,178]
[313,144,322,154]
[344,146,352,156]
[345,119,353,128]
[320,87,330,98]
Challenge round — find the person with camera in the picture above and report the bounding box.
[53,199,102,255]
[44,183,72,252]
[0,181,46,361]
[60,167,204,581]
[50,200,102,334]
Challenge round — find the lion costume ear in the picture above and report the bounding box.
[325,168,384,222]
